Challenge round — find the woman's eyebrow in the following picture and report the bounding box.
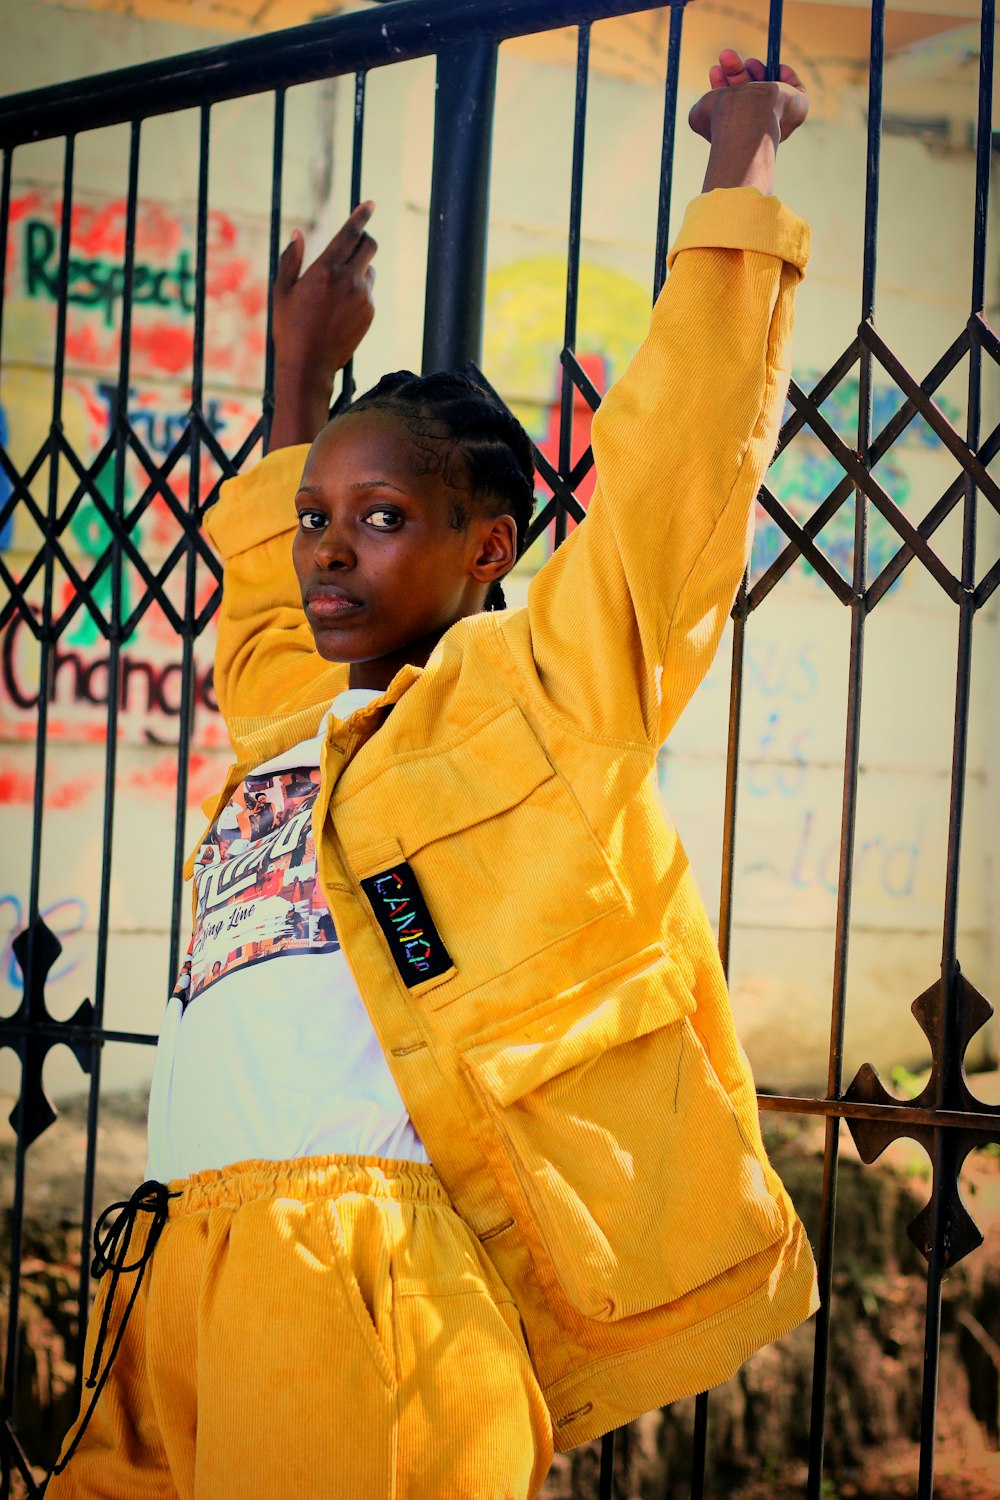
[347,478,407,494]
[295,479,407,497]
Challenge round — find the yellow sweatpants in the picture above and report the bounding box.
[48,1156,553,1500]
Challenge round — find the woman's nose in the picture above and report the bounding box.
[313,525,356,570]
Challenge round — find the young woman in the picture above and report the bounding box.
[50,50,816,1500]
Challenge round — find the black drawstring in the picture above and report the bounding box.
[50,1180,179,1477]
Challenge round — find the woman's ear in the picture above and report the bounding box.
[470,513,517,587]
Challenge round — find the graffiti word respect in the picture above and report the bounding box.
[25,220,197,329]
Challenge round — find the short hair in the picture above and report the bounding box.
[343,370,536,610]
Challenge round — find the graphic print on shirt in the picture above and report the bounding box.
[172,767,339,1006]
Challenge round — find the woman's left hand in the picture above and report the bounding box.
[268,202,378,452]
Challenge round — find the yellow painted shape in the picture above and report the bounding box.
[484,254,650,414]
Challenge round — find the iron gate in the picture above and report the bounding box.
[0,0,998,1495]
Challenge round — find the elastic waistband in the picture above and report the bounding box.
[167,1154,450,1216]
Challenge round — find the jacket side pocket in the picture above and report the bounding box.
[461,946,785,1323]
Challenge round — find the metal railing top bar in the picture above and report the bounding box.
[0,0,677,149]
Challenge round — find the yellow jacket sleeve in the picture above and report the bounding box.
[516,187,810,748]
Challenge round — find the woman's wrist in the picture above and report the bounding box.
[267,370,335,453]
[701,90,781,194]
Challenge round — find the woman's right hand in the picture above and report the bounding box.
[688,50,808,196]
[688,50,808,145]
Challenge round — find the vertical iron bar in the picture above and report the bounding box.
[689,1380,711,1500]
[556,23,590,549]
[72,118,143,1402]
[917,5,993,1496]
[552,32,608,1489]
[0,174,11,1411]
[167,105,210,989]
[340,69,367,409]
[421,38,498,374]
[718,584,748,981]
[806,3,883,1495]
[969,1,993,320]
[263,87,286,453]
[765,0,784,81]
[3,133,75,1436]
[0,153,11,1480]
[567,30,601,1495]
[694,576,750,1497]
[0,149,16,1463]
[931,0,991,972]
[0,150,12,357]
[652,1,684,302]
[598,1429,616,1500]
[349,69,366,212]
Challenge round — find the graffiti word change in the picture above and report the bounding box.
[2,613,217,744]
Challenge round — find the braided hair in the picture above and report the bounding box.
[343,370,536,611]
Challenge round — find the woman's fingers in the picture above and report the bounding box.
[710,50,750,90]
[709,51,803,93]
[778,62,806,92]
[275,228,305,292]
[318,200,376,267]
[717,48,752,85]
[349,231,378,273]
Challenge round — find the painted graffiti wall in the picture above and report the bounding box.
[0,185,266,1086]
[0,2,279,1103]
[1,6,997,1112]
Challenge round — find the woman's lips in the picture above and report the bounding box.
[305,590,363,620]
[308,585,364,609]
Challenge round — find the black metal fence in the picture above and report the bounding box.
[0,0,998,1495]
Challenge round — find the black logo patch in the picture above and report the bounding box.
[360,863,454,987]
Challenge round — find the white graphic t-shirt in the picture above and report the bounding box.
[146,688,429,1181]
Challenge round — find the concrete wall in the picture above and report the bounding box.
[1,0,996,1116]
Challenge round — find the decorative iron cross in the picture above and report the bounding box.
[844,971,1000,1267]
[3,915,95,1147]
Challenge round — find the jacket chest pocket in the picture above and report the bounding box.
[334,706,624,1009]
[460,946,786,1322]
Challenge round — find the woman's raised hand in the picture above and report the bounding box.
[689,48,808,145]
[267,202,377,452]
[688,49,808,194]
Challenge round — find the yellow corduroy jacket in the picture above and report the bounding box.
[194,188,819,1449]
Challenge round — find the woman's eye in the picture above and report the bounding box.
[365,509,402,532]
[297,510,326,532]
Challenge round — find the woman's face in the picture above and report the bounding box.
[292,409,515,691]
